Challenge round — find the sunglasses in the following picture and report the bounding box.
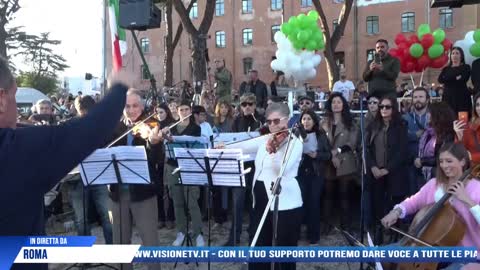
[241,102,255,107]
[379,105,393,110]
[368,101,378,105]
[266,117,287,126]
[299,101,312,106]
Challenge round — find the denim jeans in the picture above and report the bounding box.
[68,181,113,244]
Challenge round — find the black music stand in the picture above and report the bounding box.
[76,147,151,270]
[174,147,247,270]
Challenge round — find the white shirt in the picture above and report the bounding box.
[332,80,355,102]
[200,122,214,139]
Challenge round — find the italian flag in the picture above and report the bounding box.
[108,0,127,71]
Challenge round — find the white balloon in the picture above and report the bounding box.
[270,59,281,71]
[465,31,475,44]
[306,68,317,80]
[312,54,322,66]
[274,31,285,44]
[303,60,314,71]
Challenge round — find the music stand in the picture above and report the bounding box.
[174,147,247,270]
[77,146,151,270]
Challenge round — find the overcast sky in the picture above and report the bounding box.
[12,0,104,78]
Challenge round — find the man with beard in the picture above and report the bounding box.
[213,59,232,102]
[288,95,315,128]
[332,69,355,102]
[362,39,400,99]
[403,87,429,194]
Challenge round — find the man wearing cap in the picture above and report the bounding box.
[239,70,268,111]
[213,59,232,102]
[288,95,315,128]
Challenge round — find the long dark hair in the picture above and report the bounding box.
[299,109,325,137]
[472,92,480,122]
[371,96,403,130]
[429,102,456,142]
[435,142,471,186]
[324,92,353,130]
[449,46,465,66]
[157,102,175,125]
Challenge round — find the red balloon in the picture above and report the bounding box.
[403,61,415,73]
[417,55,431,69]
[389,48,399,58]
[395,33,407,46]
[430,55,448,68]
[409,35,420,45]
[414,63,424,73]
[420,34,434,49]
[397,42,408,52]
[442,39,452,51]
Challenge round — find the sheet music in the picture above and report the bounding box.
[174,148,246,187]
[79,146,151,186]
[213,132,260,144]
[224,135,267,161]
[165,136,210,159]
[367,232,384,270]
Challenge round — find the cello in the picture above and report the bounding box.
[383,164,480,270]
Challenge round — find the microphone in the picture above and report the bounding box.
[292,123,307,141]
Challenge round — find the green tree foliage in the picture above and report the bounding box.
[16,71,58,95]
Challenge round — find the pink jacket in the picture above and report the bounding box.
[397,178,480,257]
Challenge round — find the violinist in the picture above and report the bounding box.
[108,89,162,270]
[382,143,480,270]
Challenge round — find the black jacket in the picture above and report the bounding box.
[166,120,201,167]
[108,118,162,202]
[239,80,269,109]
[231,112,264,133]
[299,131,332,176]
[472,58,480,95]
[365,119,409,196]
[438,64,472,115]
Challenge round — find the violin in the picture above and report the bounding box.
[266,130,290,154]
[131,119,160,139]
[383,164,480,270]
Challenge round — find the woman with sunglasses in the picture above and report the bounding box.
[454,92,480,168]
[246,102,303,270]
[365,94,380,127]
[321,92,358,233]
[382,143,480,270]
[297,110,332,245]
[365,96,409,244]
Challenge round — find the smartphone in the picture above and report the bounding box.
[458,111,468,123]
[374,53,381,64]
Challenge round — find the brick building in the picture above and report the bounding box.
[108,0,480,93]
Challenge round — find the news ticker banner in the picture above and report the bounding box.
[0,236,479,269]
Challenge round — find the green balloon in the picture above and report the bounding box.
[288,17,299,28]
[428,44,444,59]
[293,40,304,50]
[297,30,311,42]
[409,43,424,58]
[312,30,323,42]
[473,30,480,43]
[470,43,480,57]
[305,40,317,51]
[417,24,431,39]
[432,29,446,44]
[297,14,309,28]
[308,10,319,21]
[316,40,325,50]
[281,23,292,35]
[288,33,298,44]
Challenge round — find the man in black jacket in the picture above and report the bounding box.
[0,56,128,270]
[472,58,480,94]
[239,70,268,112]
[108,89,162,270]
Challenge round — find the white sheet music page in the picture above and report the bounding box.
[79,146,150,186]
[164,136,210,159]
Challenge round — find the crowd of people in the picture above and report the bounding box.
[1,37,480,270]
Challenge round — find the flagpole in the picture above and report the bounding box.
[102,0,108,96]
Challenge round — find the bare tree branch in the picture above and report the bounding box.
[172,0,195,49]
[330,0,353,50]
[198,0,215,34]
[172,0,198,35]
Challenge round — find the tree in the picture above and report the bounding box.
[312,0,354,88]
[163,0,194,87]
[16,71,58,95]
[173,0,215,93]
[17,32,69,77]
[0,0,20,58]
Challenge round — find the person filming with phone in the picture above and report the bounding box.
[363,39,400,99]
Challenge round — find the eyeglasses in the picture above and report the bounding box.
[379,105,393,110]
[368,101,378,105]
[299,101,312,106]
[266,117,287,126]
[241,102,255,107]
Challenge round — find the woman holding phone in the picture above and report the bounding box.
[454,92,480,167]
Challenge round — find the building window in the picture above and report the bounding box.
[243,28,253,45]
[215,31,226,48]
[335,52,345,67]
[366,16,379,35]
[332,19,338,32]
[271,0,282,10]
[189,2,198,19]
[439,8,453,29]
[141,65,149,80]
[367,49,375,62]
[242,0,252,13]
[401,12,415,33]
[140,38,150,53]
[243,57,253,74]
[215,0,224,16]
[271,25,280,42]
[301,0,312,7]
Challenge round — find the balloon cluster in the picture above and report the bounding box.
[270,11,324,82]
[389,24,451,73]
[454,30,480,65]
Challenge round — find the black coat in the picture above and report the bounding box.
[472,58,480,95]
[239,80,269,108]
[299,131,332,176]
[108,119,162,202]
[365,119,409,196]
[166,120,201,167]
[438,64,472,115]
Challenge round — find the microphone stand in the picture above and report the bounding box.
[358,95,368,270]
[249,128,298,270]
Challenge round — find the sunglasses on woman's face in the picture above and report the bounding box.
[379,105,393,110]
[368,101,378,105]
[266,117,287,126]
[241,102,254,107]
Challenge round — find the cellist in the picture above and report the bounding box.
[381,142,480,270]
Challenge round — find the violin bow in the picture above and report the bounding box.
[106,112,157,148]
[388,226,433,247]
